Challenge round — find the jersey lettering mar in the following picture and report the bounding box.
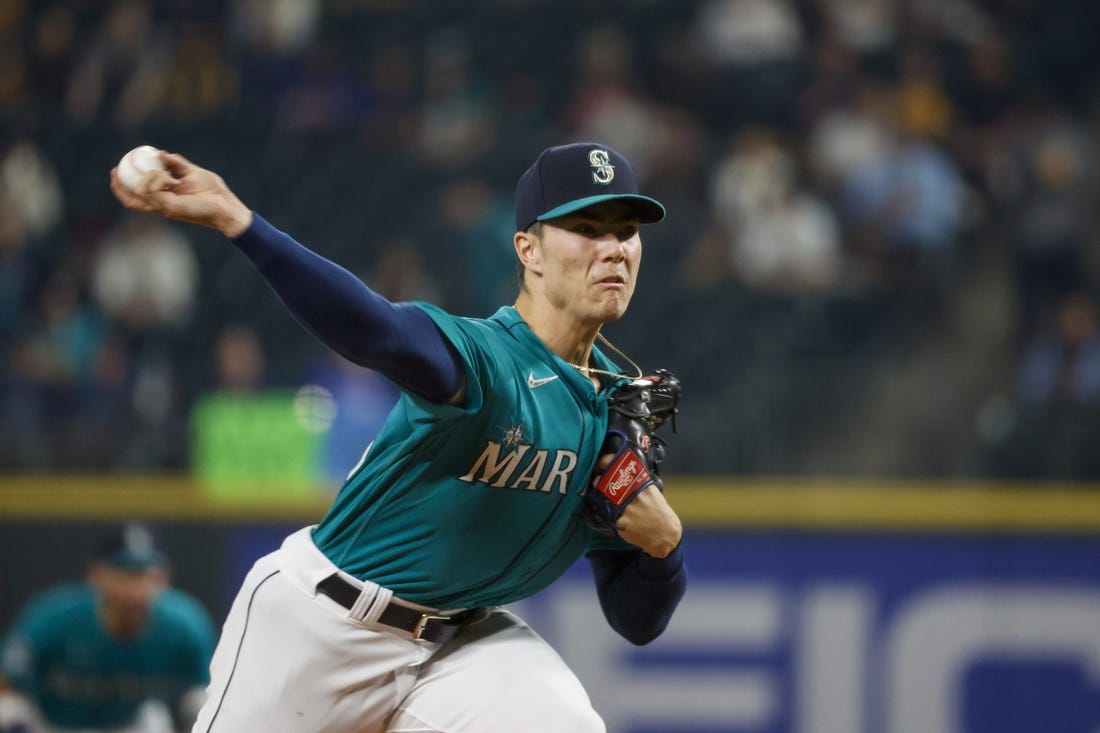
[458,442,578,492]
[311,306,629,610]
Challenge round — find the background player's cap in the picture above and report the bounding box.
[514,143,666,231]
[94,522,168,570]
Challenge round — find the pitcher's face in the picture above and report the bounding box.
[533,201,642,325]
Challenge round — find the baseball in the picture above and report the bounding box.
[117,145,165,190]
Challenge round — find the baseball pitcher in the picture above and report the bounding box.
[110,142,687,733]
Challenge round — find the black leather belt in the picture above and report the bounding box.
[316,574,486,644]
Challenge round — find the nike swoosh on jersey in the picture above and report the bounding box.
[527,372,560,389]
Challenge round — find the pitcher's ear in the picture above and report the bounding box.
[514,228,542,276]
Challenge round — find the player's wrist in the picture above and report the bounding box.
[217,203,253,239]
[637,540,684,575]
[642,535,681,559]
[642,516,683,559]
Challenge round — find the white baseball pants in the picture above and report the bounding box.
[192,527,605,733]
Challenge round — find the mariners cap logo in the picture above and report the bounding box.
[588,149,615,185]
[97,522,167,569]
[124,523,155,555]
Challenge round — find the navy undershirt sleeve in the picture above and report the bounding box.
[229,213,464,402]
[587,543,687,645]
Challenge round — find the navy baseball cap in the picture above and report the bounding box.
[95,522,168,570]
[514,143,666,231]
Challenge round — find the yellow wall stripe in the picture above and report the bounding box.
[3,475,1100,532]
[0,476,328,523]
[668,478,1100,532]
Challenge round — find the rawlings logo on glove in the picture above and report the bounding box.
[600,451,648,502]
[584,369,681,536]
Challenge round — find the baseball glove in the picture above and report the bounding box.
[584,369,681,536]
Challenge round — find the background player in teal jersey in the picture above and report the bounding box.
[0,523,216,733]
[110,142,687,732]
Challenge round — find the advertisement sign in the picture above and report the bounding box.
[512,530,1100,733]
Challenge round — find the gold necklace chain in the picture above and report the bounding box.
[567,332,643,381]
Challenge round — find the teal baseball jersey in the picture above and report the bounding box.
[0,583,216,729]
[312,305,630,608]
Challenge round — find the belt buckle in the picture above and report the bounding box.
[411,613,451,641]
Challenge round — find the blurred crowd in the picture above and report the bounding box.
[1,0,1099,479]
